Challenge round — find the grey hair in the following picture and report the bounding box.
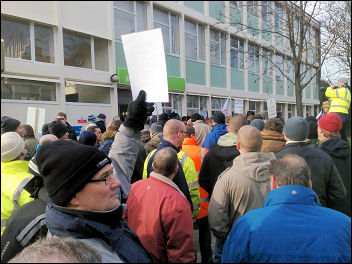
[8,236,102,263]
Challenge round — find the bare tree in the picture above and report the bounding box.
[211,1,345,116]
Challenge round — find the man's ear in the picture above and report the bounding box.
[271,176,278,190]
[226,126,229,133]
[68,195,80,207]
[236,141,240,150]
[152,162,155,170]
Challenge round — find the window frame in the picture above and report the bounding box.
[210,29,226,66]
[248,42,260,74]
[162,93,182,116]
[230,36,244,70]
[229,1,243,10]
[261,1,272,25]
[274,3,282,32]
[184,19,205,62]
[247,1,259,18]
[211,97,227,115]
[262,48,273,76]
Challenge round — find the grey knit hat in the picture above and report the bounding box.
[283,116,309,141]
[250,119,265,131]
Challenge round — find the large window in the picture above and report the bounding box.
[262,1,272,24]
[1,77,56,101]
[210,29,226,66]
[230,36,244,69]
[275,4,282,32]
[63,30,109,71]
[187,95,208,117]
[153,7,179,55]
[1,16,54,63]
[211,97,227,116]
[305,105,312,117]
[275,53,284,79]
[249,101,261,113]
[185,20,205,61]
[286,58,294,81]
[114,1,147,41]
[65,82,111,104]
[248,42,259,73]
[277,103,285,117]
[247,1,259,18]
[288,104,295,118]
[263,49,272,76]
[230,1,242,10]
[162,93,182,116]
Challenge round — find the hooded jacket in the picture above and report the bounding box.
[208,152,276,240]
[199,133,240,197]
[144,132,162,156]
[318,138,351,216]
[260,130,286,153]
[203,123,228,150]
[222,185,351,263]
[193,120,212,147]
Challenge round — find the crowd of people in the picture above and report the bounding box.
[1,88,351,263]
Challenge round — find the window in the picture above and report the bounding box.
[230,1,242,10]
[114,1,147,41]
[288,104,295,118]
[305,105,312,117]
[277,103,285,117]
[230,36,244,69]
[286,58,294,81]
[262,1,272,24]
[247,1,259,18]
[275,53,284,79]
[275,4,282,32]
[65,82,111,104]
[1,16,55,63]
[312,28,319,61]
[210,29,226,66]
[211,97,226,116]
[1,77,56,101]
[187,95,208,117]
[248,42,259,73]
[185,20,205,61]
[63,30,109,71]
[153,7,179,55]
[162,93,182,116]
[249,101,257,113]
[263,49,272,76]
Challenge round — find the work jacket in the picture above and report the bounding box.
[1,160,33,235]
[182,137,209,219]
[326,86,351,114]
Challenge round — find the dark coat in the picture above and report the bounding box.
[318,138,351,216]
[98,137,114,155]
[66,122,77,141]
[276,142,346,209]
[95,120,106,134]
[131,144,146,184]
[199,144,240,197]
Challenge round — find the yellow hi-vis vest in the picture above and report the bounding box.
[326,86,351,114]
[1,160,33,236]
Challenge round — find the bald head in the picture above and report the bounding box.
[237,125,262,152]
[228,115,248,134]
[39,134,58,146]
[163,119,185,138]
[153,147,178,178]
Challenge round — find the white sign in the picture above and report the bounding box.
[234,99,244,114]
[121,28,169,103]
[267,98,277,118]
[27,107,45,137]
[152,102,163,116]
[221,98,229,115]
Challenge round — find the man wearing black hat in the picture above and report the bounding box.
[48,120,69,140]
[95,113,107,134]
[246,110,255,123]
[203,111,228,150]
[32,90,154,262]
[1,116,24,137]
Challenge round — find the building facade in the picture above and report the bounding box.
[1,1,321,135]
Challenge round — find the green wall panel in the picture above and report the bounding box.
[287,82,294,97]
[210,65,226,88]
[184,1,204,13]
[247,15,259,36]
[262,22,272,42]
[186,60,206,85]
[231,70,244,90]
[209,1,225,23]
[230,6,243,30]
[263,76,273,94]
[115,42,127,68]
[165,55,180,77]
[248,73,260,92]
[276,79,284,95]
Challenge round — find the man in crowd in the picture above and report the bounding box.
[56,112,77,141]
[95,113,107,134]
[124,148,195,262]
[48,120,69,140]
[276,116,346,211]
[87,125,103,147]
[144,123,163,156]
[317,113,351,216]
[222,154,351,263]
[203,111,228,150]
[191,113,211,148]
[246,110,255,123]
[34,90,153,262]
[261,118,286,153]
[208,125,276,262]
[1,116,24,137]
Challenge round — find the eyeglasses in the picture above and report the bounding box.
[178,131,187,134]
[88,169,113,185]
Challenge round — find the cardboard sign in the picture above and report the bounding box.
[27,107,45,136]
[121,28,169,103]
[267,98,277,118]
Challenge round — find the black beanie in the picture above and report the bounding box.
[36,140,111,206]
[213,111,225,124]
[1,116,21,134]
[191,113,203,122]
[48,121,68,138]
[79,131,97,146]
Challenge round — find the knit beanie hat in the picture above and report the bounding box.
[213,111,225,124]
[48,121,68,139]
[1,116,21,134]
[283,116,309,141]
[78,131,97,146]
[98,113,106,119]
[36,140,111,206]
[318,113,342,135]
[1,132,25,162]
[250,119,265,131]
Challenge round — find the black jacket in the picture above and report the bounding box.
[318,138,351,216]
[199,144,240,197]
[95,120,106,134]
[66,121,77,141]
[276,142,346,209]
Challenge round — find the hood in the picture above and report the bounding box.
[182,137,198,147]
[211,144,239,161]
[234,152,275,182]
[319,138,351,158]
[211,123,228,136]
[217,133,237,147]
[261,130,285,141]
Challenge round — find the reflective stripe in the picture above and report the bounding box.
[200,196,209,203]
[335,88,351,104]
[180,153,187,166]
[16,213,46,247]
[193,203,200,211]
[188,180,199,188]
[336,88,339,97]
[200,148,206,164]
[1,219,8,228]
[330,104,350,110]
[12,178,31,210]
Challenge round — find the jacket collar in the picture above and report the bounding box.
[182,137,198,147]
[158,138,180,153]
[264,185,320,207]
[285,141,308,146]
[150,171,185,198]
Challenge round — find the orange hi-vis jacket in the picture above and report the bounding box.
[182,137,209,219]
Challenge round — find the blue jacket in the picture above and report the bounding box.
[98,138,114,155]
[222,185,351,263]
[203,124,227,150]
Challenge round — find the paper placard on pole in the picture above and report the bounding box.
[152,102,163,116]
[267,98,277,118]
[121,28,169,103]
[27,107,46,136]
[234,99,244,114]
